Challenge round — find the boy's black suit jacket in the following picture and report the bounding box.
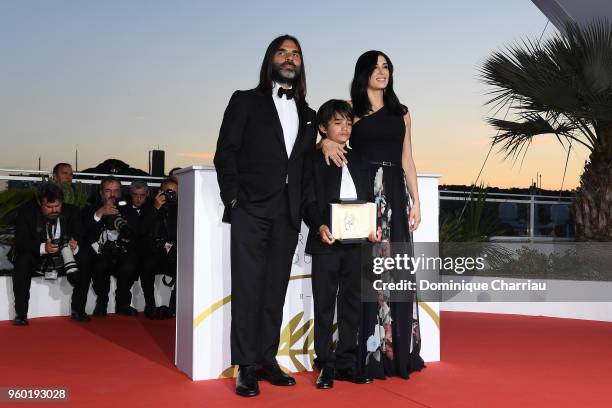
[302,149,372,255]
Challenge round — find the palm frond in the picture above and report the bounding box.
[481,19,612,130]
[486,112,586,162]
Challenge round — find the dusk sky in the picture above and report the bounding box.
[0,0,590,189]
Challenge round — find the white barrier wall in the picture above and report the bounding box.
[175,166,441,381]
[0,276,172,321]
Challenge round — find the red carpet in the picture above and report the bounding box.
[2,312,612,408]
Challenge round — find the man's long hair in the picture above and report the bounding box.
[255,35,307,102]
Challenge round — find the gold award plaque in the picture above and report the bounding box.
[330,202,377,241]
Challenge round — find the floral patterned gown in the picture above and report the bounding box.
[350,105,425,379]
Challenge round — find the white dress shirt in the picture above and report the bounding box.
[340,165,358,200]
[272,82,299,157]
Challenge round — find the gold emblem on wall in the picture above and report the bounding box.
[192,274,439,379]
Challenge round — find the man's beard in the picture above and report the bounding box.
[272,62,301,85]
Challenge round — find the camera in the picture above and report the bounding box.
[36,238,79,280]
[163,189,177,205]
[103,200,133,243]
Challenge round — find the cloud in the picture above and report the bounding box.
[177,152,215,159]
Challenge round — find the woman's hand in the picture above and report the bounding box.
[320,138,347,167]
[368,226,382,242]
[408,202,421,232]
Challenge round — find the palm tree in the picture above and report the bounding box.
[480,20,612,241]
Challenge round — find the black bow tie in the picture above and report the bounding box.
[277,87,295,100]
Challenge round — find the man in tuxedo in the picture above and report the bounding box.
[214,35,317,397]
[11,182,91,326]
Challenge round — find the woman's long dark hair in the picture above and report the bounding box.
[350,50,407,117]
[255,35,307,102]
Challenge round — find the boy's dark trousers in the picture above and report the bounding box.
[311,243,362,370]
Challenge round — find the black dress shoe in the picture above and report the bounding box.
[93,304,107,317]
[236,365,259,397]
[335,368,373,384]
[316,367,334,389]
[157,305,174,319]
[144,306,162,320]
[70,311,91,322]
[258,363,296,386]
[116,305,138,316]
[12,315,28,326]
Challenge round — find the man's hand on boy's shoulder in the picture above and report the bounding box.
[318,225,335,245]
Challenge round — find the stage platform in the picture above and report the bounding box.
[2,311,611,407]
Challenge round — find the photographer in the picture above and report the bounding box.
[141,178,178,320]
[82,176,139,317]
[126,180,155,248]
[11,183,91,326]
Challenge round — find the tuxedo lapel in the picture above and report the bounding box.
[263,94,287,156]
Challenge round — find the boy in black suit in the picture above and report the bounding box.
[303,100,380,389]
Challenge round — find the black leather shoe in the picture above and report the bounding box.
[12,315,28,326]
[93,304,107,317]
[258,363,296,386]
[70,311,91,322]
[316,367,334,389]
[157,305,174,319]
[116,305,138,316]
[144,306,162,320]
[236,365,259,397]
[335,369,373,384]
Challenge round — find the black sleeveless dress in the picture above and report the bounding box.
[350,105,425,379]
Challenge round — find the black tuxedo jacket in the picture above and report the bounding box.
[81,202,147,250]
[214,88,317,230]
[125,200,156,252]
[302,149,372,255]
[81,205,104,248]
[15,200,83,259]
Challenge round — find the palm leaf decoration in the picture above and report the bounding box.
[480,19,612,241]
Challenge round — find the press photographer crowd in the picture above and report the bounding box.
[9,162,180,326]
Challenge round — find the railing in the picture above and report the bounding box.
[0,170,577,242]
[439,190,575,241]
[0,168,164,186]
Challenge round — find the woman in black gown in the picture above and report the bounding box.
[321,50,424,379]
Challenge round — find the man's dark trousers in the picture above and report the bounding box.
[90,250,138,309]
[12,251,92,316]
[230,188,298,366]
